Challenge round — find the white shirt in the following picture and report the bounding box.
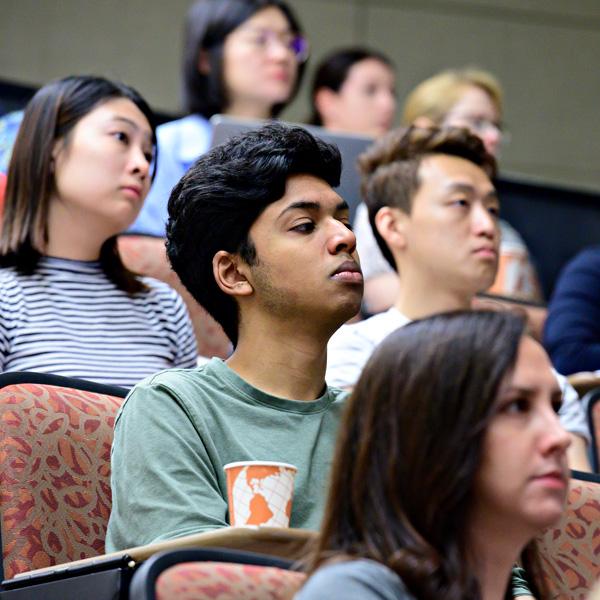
[327,307,590,441]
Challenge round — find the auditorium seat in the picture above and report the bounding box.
[0,372,127,580]
[128,548,305,600]
[536,471,600,599]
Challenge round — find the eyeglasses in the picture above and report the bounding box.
[238,28,309,63]
[446,113,506,135]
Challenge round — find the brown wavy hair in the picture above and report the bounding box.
[307,310,547,599]
[358,124,496,271]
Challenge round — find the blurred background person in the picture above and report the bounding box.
[0,76,197,388]
[130,0,307,238]
[308,47,396,139]
[300,311,570,600]
[544,245,600,375]
[355,67,542,315]
[118,0,308,357]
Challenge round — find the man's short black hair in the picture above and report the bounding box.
[166,123,342,346]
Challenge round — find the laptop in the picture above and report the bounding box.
[209,115,374,222]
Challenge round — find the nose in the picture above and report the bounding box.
[379,90,396,117]
[471,202,497,239]
[540,409,571,457]
[130,145,150,181]
[482,128,501,157]
[267,37,293,62]
[327,219,357,256]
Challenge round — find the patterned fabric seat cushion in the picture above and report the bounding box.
[0,383,123,579]
[156,562,306,600]
[536,478,600,599]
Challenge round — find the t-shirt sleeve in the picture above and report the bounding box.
[296,560,414,600]
[555,371,590,443]
[326,326,372,389]
[511,565,533,596]
[105,379,228,551]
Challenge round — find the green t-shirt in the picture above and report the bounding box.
[105,358,347,552]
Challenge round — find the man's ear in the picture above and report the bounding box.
[374,206,409,251]
[212,251,254,297]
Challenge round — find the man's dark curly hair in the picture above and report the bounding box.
[166,123,342,346]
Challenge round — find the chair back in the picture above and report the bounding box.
[129,548,305,600]
[0,372,127,580]
[583,388,600,472]
[535,471,600,598]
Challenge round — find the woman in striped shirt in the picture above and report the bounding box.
[0,76,197,388]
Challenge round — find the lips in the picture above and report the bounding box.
[531,469,568,490]
[473,246,497,259]
[121,185,143,199]
[331,260,363,284]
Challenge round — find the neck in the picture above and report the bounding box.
[45,199,107,260]
[226,315,332,401]
[468,511,533,600]
[223,100,272,120]
[394,269,473,320]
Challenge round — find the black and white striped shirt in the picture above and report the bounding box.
[0,256,198,388]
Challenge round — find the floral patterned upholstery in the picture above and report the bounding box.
[0,382,124,579]
[535,477,600,599]
[155,562,306,600]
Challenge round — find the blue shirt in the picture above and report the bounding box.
[0,110,23,173]
[128,114,212,236]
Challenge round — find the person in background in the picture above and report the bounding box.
[326,125,590,472]
[300,311,570,600]
[354,67,542,314]
[309,47,396,139]
[106,124,363,551]
[130,0,307,237]
[0,76,197,388]
[544,245,600,375]
[118,0,308,358]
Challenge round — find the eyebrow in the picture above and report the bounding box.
[110,116,153,142]
[503,385,563,401]
[446,182,498,201]
[278,199,349,219]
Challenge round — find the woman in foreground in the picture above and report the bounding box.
[299,311,570,599]
[0,76,197,387]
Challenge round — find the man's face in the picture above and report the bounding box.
[243,174,363,329]
[401,154,500,296]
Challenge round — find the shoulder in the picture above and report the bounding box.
[298,559,414,600]
[563,246,600,275]
[156,114,211,157]
[329,309,409,351]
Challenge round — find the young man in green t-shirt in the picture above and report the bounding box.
[106,124,363,551]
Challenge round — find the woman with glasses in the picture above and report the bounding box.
[355,68,542,314]
[299,310,569,600]
[130,0,308,237]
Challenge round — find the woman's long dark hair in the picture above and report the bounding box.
[1,75,157,294]
[309,310,546,599]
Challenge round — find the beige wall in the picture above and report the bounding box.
[1,0,599,190]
